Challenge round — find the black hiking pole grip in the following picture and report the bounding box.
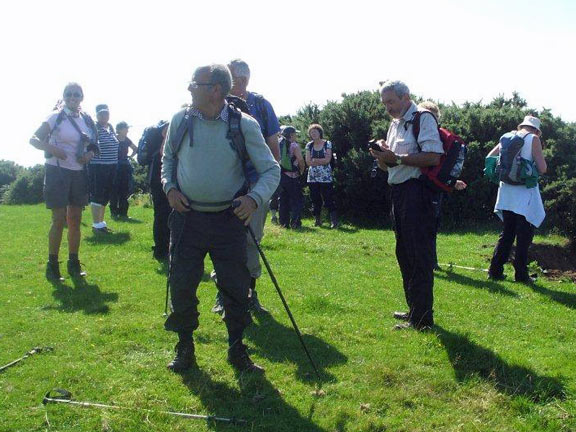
[233,202,321,381]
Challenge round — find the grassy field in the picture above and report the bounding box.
[0,204,575,432]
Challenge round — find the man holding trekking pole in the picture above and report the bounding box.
[161,64,279,373]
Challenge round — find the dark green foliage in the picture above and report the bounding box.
[2,164,45,204]
[0,159,23,188]
[286,91,576,240]
[131,163,150,194]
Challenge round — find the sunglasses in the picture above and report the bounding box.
[188,81,215,89]
[64,92,83,98]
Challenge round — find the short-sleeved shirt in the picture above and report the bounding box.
[45,110,95,171]
[306,140,333,183]
[386,102,443,185]
[118,138,134,162]
[90,124,119,165]
[244,92,280,184]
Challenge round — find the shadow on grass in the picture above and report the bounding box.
[435,326,565,402]
[180,366,326,431]
[84,232,131,245]
[435,269,519,297]
[113,217,143,224]
[45,278,118,314]
[245,313,347,384]
[529,283,576,310]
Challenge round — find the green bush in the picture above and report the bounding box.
[2,165,45,205]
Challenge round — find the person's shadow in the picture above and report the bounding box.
[84,232,131,245]
[180,366,327,431]
[528,283,576,310]
[435,326,565,402]
[245,312,348,383]
[435,269,519,297]
[45,278,118,315]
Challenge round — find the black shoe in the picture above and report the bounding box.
[46,262,64,282]
[515,275,536,284]
[393,322,432,331]
[212,293,224,315]
[487,273,506,281]
[393,311,410,321]
[227,342,264,373]
[167,340,196,372]
[248,290,268,314]
[67,259,86,278]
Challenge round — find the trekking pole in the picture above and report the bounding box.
[233,203,322,382]
[439,263,489,273]
[0,346,54,373]
[43,389,248,426]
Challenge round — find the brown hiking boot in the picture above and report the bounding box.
[227,342,264,373]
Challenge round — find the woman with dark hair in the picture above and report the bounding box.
[29,83,97,281]
[305,123,338,228]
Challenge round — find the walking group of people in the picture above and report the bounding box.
[30,61,547,373]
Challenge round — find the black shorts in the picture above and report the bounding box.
[88,164,117,206]
[44,164,89,209]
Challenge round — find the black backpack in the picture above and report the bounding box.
[137,120,168,166]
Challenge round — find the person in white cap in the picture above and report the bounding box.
[487,115,547,283]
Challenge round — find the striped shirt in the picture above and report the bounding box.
[91,124,119,164]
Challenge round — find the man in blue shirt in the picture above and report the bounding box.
[212,59,281,315]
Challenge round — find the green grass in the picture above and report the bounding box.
[0,204,575,432]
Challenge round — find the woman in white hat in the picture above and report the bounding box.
[486,115,547,283]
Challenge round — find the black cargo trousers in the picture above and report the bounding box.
[164,208,252,336]
[390,179,436,328]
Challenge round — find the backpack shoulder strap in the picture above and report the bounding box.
[170,108,192,155]
[408,110,438,150]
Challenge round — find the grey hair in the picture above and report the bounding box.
[195,64,232,97]
[379,80,410,98]
[228,58,251,79]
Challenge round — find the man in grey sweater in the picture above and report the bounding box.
[161,64,280,373]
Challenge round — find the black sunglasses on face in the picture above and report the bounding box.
[64,92,82,98]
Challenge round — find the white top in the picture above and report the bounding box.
[494,133,545,227]
[45,110,94,171]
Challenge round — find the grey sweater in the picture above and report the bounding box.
[161,108,280,212]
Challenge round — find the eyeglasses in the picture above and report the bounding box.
[64,92,82,98]
[188,81,215,89]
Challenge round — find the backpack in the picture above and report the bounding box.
[45,110,99,159]
[137,120,167,166]
[408,110,467,193]
[306,141,336,170]
[168,102,249,194]
[279,137,298,173]
[496,132,530,185]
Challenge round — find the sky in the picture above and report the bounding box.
[1,0,574,167]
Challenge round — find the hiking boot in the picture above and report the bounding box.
[515,275,536,285]
[393,311,410,321]
[330,212,339,229]
[67,259,87,278]
[393,322,432,331]
[212,292,224,315]
[167,340,196,372]
[227,342,264,373]
[487,273,506,281]
[46,261,64,282]
[314,216,322,227]
[248,289,268,314]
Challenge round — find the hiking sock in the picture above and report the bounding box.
[228,329,243,347]
[49,254,59,264]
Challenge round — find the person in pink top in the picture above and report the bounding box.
[29,83,98,282]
